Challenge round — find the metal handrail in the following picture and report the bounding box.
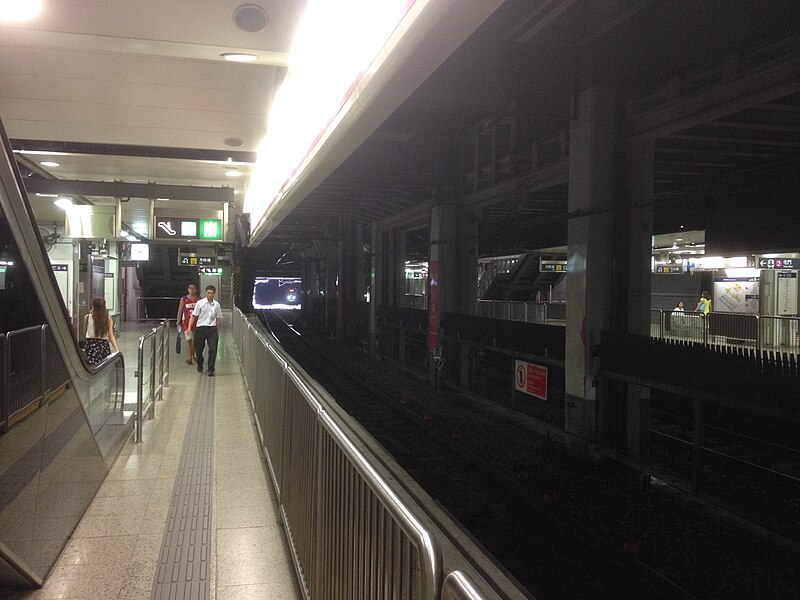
[317,406,441,598]
[442,571,486,600]
[650,308,799,355]
[232,309,443,599]
[1,324,74,433]
[136,297,182,324]
[477,299,567,325]
[135,320,170,442]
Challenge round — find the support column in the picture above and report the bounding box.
[369,222,381,357]
[394,229,406,307]
[336,216,360,343]
[565,87,617,457]
[429,204,458,382]
[621,138,655,459]
[456,212,479,315]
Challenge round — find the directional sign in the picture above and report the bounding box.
[156,218,222,241]
[758,257,796,269]
[655,264,684,274]
[540,259,568,273]
[179,254,215,267]
[198,267,223,274]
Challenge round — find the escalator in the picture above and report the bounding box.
[0,118,128,590]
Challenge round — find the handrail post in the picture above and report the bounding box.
[1,333,8,432]
[136,336,145,442]
[149,334,156,416]
[40,325,47,401]
[755,314,761,353]
[164,321,170,388]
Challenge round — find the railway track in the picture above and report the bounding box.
[260,310,695,600]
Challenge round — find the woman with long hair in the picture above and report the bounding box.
[83,297,119,364]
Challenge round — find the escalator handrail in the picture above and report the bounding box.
[0,118,123,384]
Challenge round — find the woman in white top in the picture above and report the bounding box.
[83,297,119,364]
[673,301,685,312]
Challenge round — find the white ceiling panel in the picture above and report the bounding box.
[0,1,304,202]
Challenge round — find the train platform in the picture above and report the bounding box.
[8,322,302,600]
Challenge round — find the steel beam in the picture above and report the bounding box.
[627,55,800,138]
[24,178,234,203]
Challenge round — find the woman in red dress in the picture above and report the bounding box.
[176,282,199,364]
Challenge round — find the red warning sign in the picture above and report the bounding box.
[514,360,548,401]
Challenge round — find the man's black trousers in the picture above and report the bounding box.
[194,326,218,372]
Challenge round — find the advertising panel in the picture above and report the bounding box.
[514,360,548,401]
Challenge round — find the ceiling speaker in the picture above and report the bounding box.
[234,4,268,33]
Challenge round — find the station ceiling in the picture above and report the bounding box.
[2,1,800,261]
[0,0,304,233]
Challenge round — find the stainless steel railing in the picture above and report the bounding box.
[477,300,567,325]
[233,309,443,599]
[442,571,485,600]
[1,324,71,432]
[135,320,170,442]
[650,309,800,355]
[136,296,182,323]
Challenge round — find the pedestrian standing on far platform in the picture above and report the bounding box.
[189,285,222,376]
[696,291,712,316]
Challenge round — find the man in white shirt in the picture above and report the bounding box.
[189,285,222,376]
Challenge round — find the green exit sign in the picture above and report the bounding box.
[199,219,222,240]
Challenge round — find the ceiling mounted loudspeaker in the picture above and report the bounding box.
[224,138,244,147]
[233,4,268,33]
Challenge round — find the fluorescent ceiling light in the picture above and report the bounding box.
[39,161,60,167]
[0,0,41,22]
[157,197,170,201]
[224,170,243,177]
[53,197,73,210]
[14,150,67,156]
[245,0,416,229]
[221,53,258,62]
[36,193,57,198]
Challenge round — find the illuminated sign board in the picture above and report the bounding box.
[198,267,223,274]
[655,264,684,274]
[540,259,568,273]
[178,252,215,267]
[130,243,149,261]
[758,257,796,269]
[156,218,222,241]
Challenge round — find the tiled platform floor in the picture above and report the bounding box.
[10,321,302,599]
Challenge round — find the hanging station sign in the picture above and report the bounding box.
[758,257,796,270]
[155,218,222,241]
[655,264,684,274]
[540,259,568,273]
[198,267,223,275]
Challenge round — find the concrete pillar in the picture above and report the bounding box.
[622,138,655,335]
[394,229,406,307]
[369,222,381,357]
[456,213,479,315]
[336,216,360,342]
[622,138,655,459]
[565,87,617,457]
[428,204,458,381]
